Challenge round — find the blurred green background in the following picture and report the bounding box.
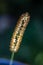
[0,0,43,65]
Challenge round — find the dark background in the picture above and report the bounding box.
[0,0,43,65]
